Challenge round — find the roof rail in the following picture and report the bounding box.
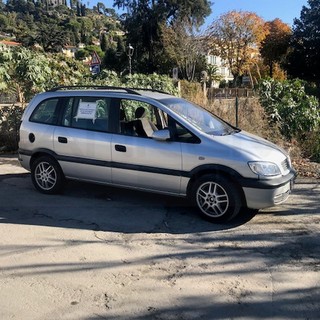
[128,87,169,94]
[47,85,141,95]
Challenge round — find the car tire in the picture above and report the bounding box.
[31,156,65,194]
[191,174,241,223]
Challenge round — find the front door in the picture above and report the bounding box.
[111,99,182,194]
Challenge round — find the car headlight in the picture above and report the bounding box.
[248,161,281,177]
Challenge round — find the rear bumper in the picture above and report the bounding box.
[18,152,31,171]
[241,170,296,209]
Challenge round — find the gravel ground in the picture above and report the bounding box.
[0,155,319,320]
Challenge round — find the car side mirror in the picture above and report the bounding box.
[152,129,171,141]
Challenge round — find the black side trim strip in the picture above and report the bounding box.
[19,148,33,157]
[57,154,112,168]
[111,162,188,177]
[19,148,296,189]
[19,148,188,177]
[58,155,187,177]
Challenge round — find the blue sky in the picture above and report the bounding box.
[207,0,308,26]
[89,0,309,27]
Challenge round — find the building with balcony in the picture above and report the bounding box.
[206,54,234,87]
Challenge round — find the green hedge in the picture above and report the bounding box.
[258,78,320,161]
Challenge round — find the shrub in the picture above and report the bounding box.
[258,78,320,140]
[89,72,179,95]
[179,80,202,101]
[302,129,320,162]
[0,72,179,151]
[0,105,23,151]
[122,73,179,95]
[258,78,320,161]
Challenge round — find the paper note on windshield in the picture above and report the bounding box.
[75,100,97,122]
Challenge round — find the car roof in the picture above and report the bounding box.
[46,86,175,99]
[35,86,177,104]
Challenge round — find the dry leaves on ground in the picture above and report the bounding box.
[292,158,320,179]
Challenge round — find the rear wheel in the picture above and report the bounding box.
[31,156,65,194]
[191,174,241,223]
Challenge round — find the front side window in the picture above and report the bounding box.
[62,97,111,132]
[30,98,59,125]
[117,99,199,143]
[165,115,200,143]
[118,99,163,137]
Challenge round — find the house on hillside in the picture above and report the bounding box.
[62,45,78,58]
[47,0,65,7]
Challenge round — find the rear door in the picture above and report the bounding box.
[53,96,113,183]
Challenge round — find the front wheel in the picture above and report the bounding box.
[191,174,242,223]
[31,156,65,194]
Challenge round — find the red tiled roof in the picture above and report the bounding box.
[0,40,22,46]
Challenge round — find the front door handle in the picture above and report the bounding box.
[58,136,68,144]
[115,144,126,152]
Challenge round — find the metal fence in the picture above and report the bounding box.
[207,88,255,100]
[0,93,17,105]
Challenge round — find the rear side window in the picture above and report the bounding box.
[62,97,111,133]
[30,98,59,125]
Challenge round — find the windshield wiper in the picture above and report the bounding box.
[221,128,241,136]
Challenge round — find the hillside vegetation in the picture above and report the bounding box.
[0,1,319,174]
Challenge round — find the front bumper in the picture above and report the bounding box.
[241,170,296,209]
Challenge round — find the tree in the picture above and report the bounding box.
[47,53,89,87]
[0,14,9,31]
[207,11,267,86]
[102,37,127,74]
[285,0,320,91]
[96,2,105,14]
[206,64,222,88]
[36,22,68,52]
[80,3,86,16]
[162,22,206,81]
[79,17,93,44]
[114,0,211,74]
[260,19,291,78]
[0,46,51,105]
[100,33,108,52]
[0,46,89,104]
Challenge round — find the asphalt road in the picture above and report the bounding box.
[0,155,319,320]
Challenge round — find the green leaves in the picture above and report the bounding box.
[0,45,178,103]
[258,78,320,140]
[115,0,211,74]
[123,73,179,95]
[0,47,90,104]
[91,71,179,95]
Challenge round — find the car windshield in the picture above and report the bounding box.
[162,98,239,136]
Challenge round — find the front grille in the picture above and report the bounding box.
[281,158,290,172]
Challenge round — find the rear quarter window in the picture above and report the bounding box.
[29,98,59,125]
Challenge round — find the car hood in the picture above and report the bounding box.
[207,130,288,162]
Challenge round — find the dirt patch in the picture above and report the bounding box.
[0,156,319,319]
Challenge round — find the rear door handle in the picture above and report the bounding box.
[58,136,68,144]
[115,144,126,152]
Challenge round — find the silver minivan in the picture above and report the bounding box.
[19,86,296,222]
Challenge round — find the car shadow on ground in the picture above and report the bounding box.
[0,172,258,234]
